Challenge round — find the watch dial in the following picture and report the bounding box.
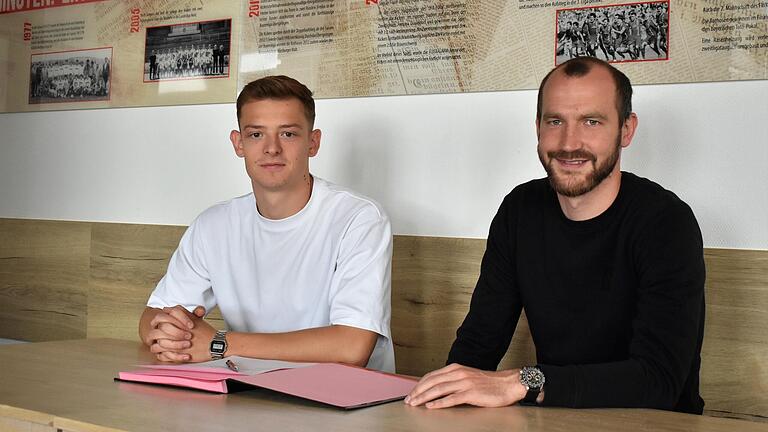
[521,367,545,388]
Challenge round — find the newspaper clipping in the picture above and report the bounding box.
[1,0,765,110]
[0,0,240,113]
[238,0,767,98]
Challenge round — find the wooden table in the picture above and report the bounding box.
[0,339,765,432]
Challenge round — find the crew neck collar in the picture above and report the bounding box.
[253,176,323,230]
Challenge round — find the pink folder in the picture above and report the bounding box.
[117,363,417,409]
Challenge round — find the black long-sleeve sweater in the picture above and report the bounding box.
[447,172,706,414]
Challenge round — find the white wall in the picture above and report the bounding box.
[0,80,766,249]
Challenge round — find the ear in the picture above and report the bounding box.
[308,129,321,157]
[620,113,638,149]
[230,129,245,158]
[535,116,541,139]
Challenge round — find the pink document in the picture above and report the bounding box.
[117,362,417,409]
[117,370,230,392]
[237,363,418,409]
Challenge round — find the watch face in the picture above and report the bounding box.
[520,367,545,389]
[211,341,226,353]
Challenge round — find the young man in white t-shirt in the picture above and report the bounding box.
[138,76,395,372]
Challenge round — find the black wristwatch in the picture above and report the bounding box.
[520,366,546,404]
[209,330,228,360]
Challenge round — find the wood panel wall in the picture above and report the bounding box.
[1,218,766,421]
[391,236,536,376]
[0,220,89,342]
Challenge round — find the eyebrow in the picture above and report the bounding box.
[580,113,609,120]
[540,112,610,120]
[540,111,562,119]
[242,123,305,130]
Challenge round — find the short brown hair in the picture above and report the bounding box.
[236,75,316,127]
[536,57,633,124]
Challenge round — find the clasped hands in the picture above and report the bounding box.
[404,363,530,409]
[145,305,215,362]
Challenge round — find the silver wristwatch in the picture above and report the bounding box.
[520,366,546,404]
[209,330,228,360]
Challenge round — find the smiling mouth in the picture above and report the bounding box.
[556,158,589,166]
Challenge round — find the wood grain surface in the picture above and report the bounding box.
[88,222,224,340]
[88,222,186,340]
[0,218,766,421]
[1,339,767,432]
[700,248,768,419]
[391,235,536,377]
[0,219,89,342]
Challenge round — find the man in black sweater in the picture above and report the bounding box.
[405,57,705,414]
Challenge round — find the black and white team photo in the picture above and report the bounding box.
[29,47,112,104]
[144,19,232,82]
[556,1,669,65]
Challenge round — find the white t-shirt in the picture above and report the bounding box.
[148,177,395,372]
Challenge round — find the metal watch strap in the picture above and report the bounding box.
[210,330,227,360]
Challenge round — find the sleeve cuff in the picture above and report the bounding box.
[538,364,577,407]
[330,317,390,340]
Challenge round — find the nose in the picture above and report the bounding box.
[560,123,583,152]
[263,135,282,156]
